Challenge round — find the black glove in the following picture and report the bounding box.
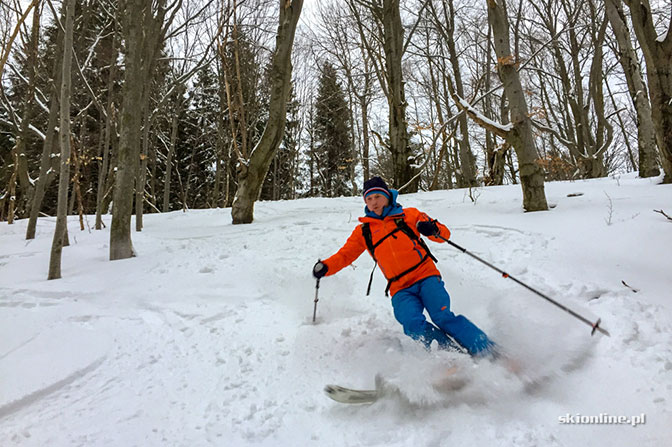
[417,220,439,237]
[313,261,328,279]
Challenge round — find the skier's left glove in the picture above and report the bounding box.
[417,220,440,237]
[313,261,328,279]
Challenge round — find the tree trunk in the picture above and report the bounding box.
[213,70,227,207]
[381,0,414,190]
[624,0,672,182]
[96,33,118,230]
[487,0,547,211]
[100,135,119,222]
[71,138,85,231]
[111,1,145,259]
[444,0,477,187]
[584,11,611,178]
[47,0,74,280]
[232,19,250,160]
[135,100,152,231]
[111,0,167,259]
[605,0,659,178]
[9,4,41,223]
[231,0,303,224]
[484,24,505,186]
[183,135,198,207]
[163,93,181,212]
[6,150,18,224]
[360,92,371,182]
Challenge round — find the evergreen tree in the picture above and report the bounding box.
[180,67,220,209]
[2,1,120,219]
[313,62,353,197]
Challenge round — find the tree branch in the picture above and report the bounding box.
[0,0,40,81]
[398,119,457,193]
[654,209,672,221]
[401,0,431,55]
[531,118,576,149]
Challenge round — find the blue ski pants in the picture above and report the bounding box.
[390,275,494,356]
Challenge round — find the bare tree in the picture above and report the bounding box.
[605,0,660,178]
[47,0,74,280]
[1,0,42,224]
[145,0,219,220]
[347,0,418,190]
[231,0,303,224]
[623,0,672,182]
[311,1,374,189]
[95,30,119,230]
[25,20,64,239]
[110,0,180,260]
[483,0,547,210]
[528,0,613,179]
[426,0,478,187]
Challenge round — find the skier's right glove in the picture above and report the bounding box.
[417,220,440,237]
[313,261,328,279]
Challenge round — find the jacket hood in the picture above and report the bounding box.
[364,189,402,219]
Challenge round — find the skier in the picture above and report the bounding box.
[312,177,495,356]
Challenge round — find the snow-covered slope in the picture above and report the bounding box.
[1,174,671,446]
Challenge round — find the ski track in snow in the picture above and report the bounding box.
[1,175,671,446]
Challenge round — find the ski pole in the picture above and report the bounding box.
[438,235,610,337]
[312,278,320,324]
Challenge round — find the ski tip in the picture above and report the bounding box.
[323,384,379,404]
[324,384,337,395]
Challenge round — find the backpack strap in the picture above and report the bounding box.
[361,223,377,296]
[362,222,402,258]
[361,222,403,295]
[394,218,438,263]
[361,223,375,261]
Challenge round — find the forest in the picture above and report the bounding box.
[0,0,670,276]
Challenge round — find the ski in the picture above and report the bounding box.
[323,384,379,404]
[324,374,388,404]
[324,368,465,405]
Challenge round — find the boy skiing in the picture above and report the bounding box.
[312,177,495,356]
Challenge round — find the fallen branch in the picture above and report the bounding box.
[621,280,639,293]
[654,209,672,221]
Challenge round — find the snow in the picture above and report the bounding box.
[656,28,668,44]
[1,173,671,446]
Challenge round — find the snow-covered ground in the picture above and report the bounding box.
[1,174,671,447]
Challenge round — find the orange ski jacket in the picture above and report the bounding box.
[322,208,450,296]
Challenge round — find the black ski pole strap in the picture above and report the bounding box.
[366,261,377,296]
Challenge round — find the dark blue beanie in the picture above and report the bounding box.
[363,177,391,200]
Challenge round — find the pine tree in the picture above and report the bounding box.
[313,62,353,197]
[3,0,121,221]
[187,67,221,208]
